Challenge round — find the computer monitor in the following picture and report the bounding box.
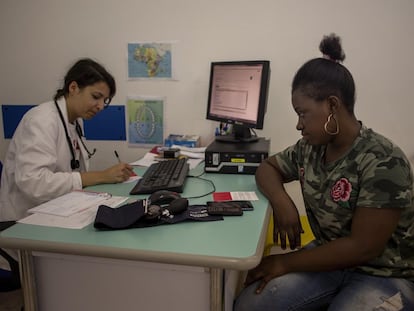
[206,60,270,143]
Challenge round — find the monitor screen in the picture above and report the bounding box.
[206,60,270,143]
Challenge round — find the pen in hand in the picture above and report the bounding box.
[114,150,137,176]
[114,150,121,163]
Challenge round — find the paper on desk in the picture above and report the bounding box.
[213,191,259,201]
[130,152,157,167]
[169,145,205,159]
[170,145,206,153]
[130,151,203,169]
[187,158,204,169]
[122,175,141,184]
[28,190,113,217]
[19,196,129,229]
[178,150,205,159]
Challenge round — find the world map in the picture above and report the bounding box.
[128,43,172,78]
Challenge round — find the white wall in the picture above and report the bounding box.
[1,0,414,170]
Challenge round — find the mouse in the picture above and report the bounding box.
[148,190,181,206]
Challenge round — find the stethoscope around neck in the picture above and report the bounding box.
[54,100,96,169]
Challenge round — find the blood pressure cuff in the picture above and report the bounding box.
[93,200,223,230]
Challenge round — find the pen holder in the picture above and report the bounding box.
[162,148,180,159]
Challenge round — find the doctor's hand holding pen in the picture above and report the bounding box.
[105,162,135,182]
[80,151,136,186]
[114,150,137,177]
[81,163,135,186]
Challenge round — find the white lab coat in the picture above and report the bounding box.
[0,98,90,221]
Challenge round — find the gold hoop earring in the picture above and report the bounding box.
[324,113,339,135]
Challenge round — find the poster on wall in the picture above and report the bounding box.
[127,42,176,80]
[127,96,164,146]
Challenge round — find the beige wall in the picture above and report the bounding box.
[1,0,413,170]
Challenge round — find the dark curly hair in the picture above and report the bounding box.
[291,33,356,114]
[53,58,116,104]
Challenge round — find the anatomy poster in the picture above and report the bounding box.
[127,96,164,146]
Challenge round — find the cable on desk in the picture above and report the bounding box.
[185,174,216,199]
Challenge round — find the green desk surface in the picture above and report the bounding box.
[0,165,270,270]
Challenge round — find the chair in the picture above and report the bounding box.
[263,214,315,256]
[0,221,21,292]
[0,161,22,291]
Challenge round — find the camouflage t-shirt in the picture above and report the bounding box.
[275,124,414,280]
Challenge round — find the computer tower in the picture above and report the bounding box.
[204,138,270,174]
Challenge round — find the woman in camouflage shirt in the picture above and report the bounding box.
[235,34,414,310]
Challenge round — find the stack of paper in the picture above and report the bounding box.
[18,191,129,229]
[170,145,206,160]
[130,145,206,169]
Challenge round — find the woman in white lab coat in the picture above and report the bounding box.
[0,58,134,221]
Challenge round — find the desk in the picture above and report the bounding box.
[0,165,270,311]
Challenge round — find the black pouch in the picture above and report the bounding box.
[94,200,146,230]
[94,200,223,231]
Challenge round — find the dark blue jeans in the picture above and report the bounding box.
[234,242,414,311]
[234,269,414,310]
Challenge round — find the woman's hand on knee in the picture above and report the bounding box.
[244,254,288,294]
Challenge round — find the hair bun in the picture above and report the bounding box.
[319,33,345,63]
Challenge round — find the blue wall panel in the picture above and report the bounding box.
[2,105,35,138]
[2,105,126,141]
[83,106,126,140]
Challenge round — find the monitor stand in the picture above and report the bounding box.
[215,135,259,143]
[215,125,259,143]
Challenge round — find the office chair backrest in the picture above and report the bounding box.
[0,161,22,291]
[0,221,21,292]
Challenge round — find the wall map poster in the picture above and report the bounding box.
[127,97,164,146]
[127,42,174,79]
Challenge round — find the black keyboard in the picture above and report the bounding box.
[129,158,189,195]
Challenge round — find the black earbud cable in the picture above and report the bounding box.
[75,121,96,158]
[185,174,216,199]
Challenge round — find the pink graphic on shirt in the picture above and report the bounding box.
[331,178,352,202]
